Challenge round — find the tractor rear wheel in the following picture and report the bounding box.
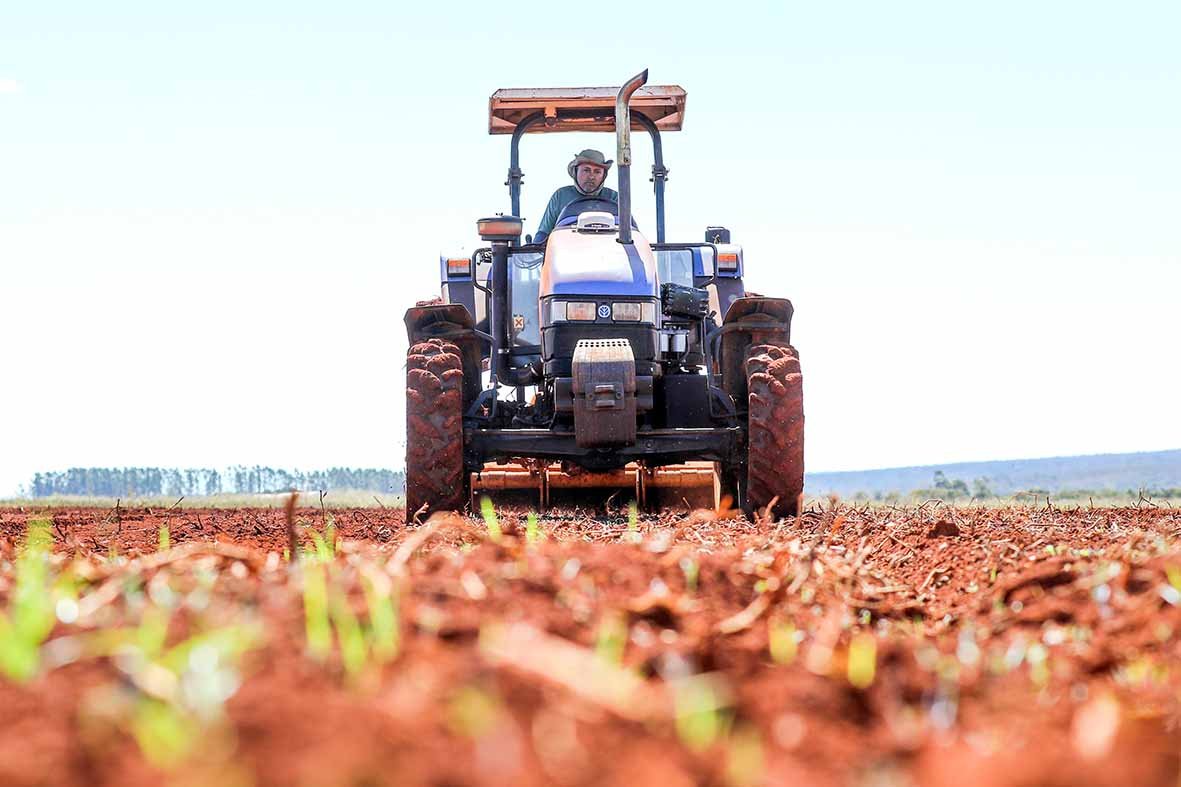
[744,343,804,519]
[405,338,468,518]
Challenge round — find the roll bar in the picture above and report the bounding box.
[506,69,670,243]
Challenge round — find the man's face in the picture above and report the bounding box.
[575,163,607,193]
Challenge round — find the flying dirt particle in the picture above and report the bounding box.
[1071,692,1121,759]
[772,712,806,750]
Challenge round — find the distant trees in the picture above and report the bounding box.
[27,467,405,497]
[909,472,998,501]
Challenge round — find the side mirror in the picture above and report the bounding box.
[705,225,731,244]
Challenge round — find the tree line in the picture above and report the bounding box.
[27,467,406,498]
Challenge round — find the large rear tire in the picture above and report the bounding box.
[405,339,468,518]
[744,343,804,519]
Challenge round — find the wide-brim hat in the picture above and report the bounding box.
[567,149,614,180]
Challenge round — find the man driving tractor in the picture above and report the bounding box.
[533,148,618,243]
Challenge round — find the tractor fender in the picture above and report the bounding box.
[404,303,484,409]
[717,297,794,405]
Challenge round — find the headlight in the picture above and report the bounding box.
[614,302,657,323]
[612,302,641,321]
[559,300,595,319]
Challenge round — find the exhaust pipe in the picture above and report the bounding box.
[615,69,648,245]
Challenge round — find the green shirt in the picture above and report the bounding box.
[535,185,619,238]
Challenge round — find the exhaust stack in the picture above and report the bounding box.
[615,69,648,245]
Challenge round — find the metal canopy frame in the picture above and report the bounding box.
[492,85,685,244]
[489,85,686,135]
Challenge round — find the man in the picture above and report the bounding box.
[533,149,618,243]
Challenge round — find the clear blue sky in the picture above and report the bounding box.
[2,1,1179,495]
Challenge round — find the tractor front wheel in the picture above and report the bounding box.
[744,343,804,519]
[405,339,468,519]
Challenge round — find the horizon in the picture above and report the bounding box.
[12,444,1180,493]
[4,2,1179,497]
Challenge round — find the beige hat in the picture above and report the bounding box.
[567,149,613,180]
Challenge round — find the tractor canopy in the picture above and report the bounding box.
[489,85,686,135]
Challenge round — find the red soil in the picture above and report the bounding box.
[1,504,1179,786]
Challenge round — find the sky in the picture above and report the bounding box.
[2,1,1179,496]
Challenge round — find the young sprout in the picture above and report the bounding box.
[525,512,539,545]
[158,524,170,552]
[324,515,337,557]
[679,557,699,595]
[361,571,400,664]
[130,698,198,769]
[447,685,500,739]
[725,724,765,787]
[768,620,798,666]
[594,612,627,666]
[330,588,368,681]
[0,518,56,682]
[627,501,639,532]
[1027,643,1050,687]
[302,563,332,661]
[479,497,502,543]
[308,530,333,563]
[674,676,725,752]
[847,633,877,689]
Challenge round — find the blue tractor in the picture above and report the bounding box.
[404,70,803,518]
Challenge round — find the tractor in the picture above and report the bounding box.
[404,70,803,519]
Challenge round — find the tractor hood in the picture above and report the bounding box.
[540,227,658,298]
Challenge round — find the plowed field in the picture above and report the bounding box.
[1,504,1179,786]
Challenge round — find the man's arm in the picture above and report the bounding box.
[535,190,564,238]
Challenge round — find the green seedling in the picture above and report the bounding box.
[1026,643,1049,687]
[594,612,627,666]
[75,597,261,770]
[324,515,336,556]
[525,512,539,545]
[680,557,699,594]
[158,525,170,552]
[118,620,260,768]
[302,563,332,661]
[847,633,877,689]
[308,530,333,563]
[768,620,798,665]
[0,518,57,682]
[627,501,639,532]
[674,676,726,752]
[130,697,199,769]
[725,724,765,787]
[479,496,502,543]
[447,685,500,738]
[330,588,368,680]
[361,571,400,664]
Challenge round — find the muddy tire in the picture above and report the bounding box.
[405,339,468,518]
[744,343,804,519]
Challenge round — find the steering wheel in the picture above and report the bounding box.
[555,196,620,226]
